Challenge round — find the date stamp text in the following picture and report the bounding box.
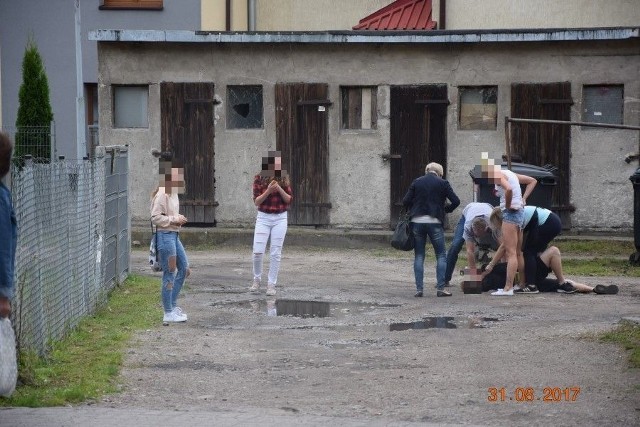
[488,387,581,402]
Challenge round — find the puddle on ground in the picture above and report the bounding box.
[211,299,399,318]
[390,316,499,331]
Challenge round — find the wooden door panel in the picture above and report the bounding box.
[275,83,331,225]
[160,82,216,225]
[390,85,448,223]
[511,82,572,227]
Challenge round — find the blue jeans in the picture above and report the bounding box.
[412,222,447,291]
[157,231,189,313]
[445,215,465,283]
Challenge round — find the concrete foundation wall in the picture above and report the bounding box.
[97,40,640,231]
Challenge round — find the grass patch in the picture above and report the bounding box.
[561,258,640,277]
[368,240,640,277]
[600,322,640,368]
[0,275,158,407]
[555,239,634,257]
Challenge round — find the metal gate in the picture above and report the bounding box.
[103,146,129,288]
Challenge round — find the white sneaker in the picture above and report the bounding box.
[266,284,276,296]
[491,288,514,296]
[173,307,187,320]
[163,310,187,323]
[250,277,261,293]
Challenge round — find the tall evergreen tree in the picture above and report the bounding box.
[15,36,53,162]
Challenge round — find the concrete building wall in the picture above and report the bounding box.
[443,0,640,30]
[83,0,201,84]
[201,0,248,31]
[96,38,639,231]
[0,0,76,157]
[3,0,637,161]
[202,0,640,32]
[255,0,392,31]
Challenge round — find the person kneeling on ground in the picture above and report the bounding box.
[444,202,498,287]
[481,245,618,295]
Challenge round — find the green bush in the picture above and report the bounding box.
[15,36,53,163]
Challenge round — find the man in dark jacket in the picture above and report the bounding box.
[403,162,460,297]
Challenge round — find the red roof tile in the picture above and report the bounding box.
[353,0,437,31]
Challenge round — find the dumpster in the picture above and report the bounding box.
[630,168,640,265]
[469,162,558,209]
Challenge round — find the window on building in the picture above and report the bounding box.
[227,85,263,129]
[85,84,99,156]
[113,85,148,128]
[459,86,497,130]
[100,0,163,10]
[341,87,377,130]
[582,85,623,127]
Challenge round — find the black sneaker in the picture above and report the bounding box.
[593,284,619,295]
[557,282,577,294]
[414,291,423,297]
[437,290,452,297]
[515,284,539,294]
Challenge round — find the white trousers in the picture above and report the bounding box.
[252,211,288,285]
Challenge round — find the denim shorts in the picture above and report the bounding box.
[501,208,525,229]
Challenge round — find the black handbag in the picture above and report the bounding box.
[391,212,414,251]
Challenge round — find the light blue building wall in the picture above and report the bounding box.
[0,0,201,159]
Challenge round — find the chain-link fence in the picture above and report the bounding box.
[10,146,129,356]
[3,122,56,163]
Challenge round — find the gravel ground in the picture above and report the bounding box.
[98,247,639,426]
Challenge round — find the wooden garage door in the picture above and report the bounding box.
[275,83,331,225]
[511,82,572,228]
[390,85,448,223]
[160,82,217,225]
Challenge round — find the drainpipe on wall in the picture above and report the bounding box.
[75,0,86,160]
[439,0,446,30]
[226,0,231,31]
[248,0,256,31]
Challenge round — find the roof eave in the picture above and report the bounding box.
[89,27,640,44]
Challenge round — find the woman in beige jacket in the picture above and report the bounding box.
[150,155,190,323]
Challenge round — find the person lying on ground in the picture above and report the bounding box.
[481,245,618,295]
